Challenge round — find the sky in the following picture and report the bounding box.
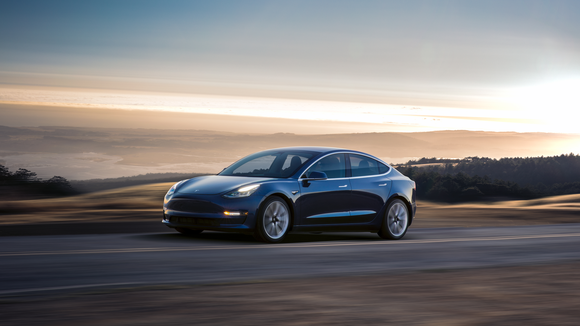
[1,0,580,133]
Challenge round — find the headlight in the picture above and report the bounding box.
[165,180,187,199]
[223,184,260,198]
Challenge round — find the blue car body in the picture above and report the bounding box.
[163,147,416,236]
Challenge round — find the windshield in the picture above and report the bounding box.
[219,150,317,178]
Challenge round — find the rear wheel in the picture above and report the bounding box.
[175,227,203,236]
[378,199,409,240]
[254,197,290,243]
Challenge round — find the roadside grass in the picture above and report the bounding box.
[0,182,172,224]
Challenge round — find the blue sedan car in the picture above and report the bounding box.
[163,147,416,243]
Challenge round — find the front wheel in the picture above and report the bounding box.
[254,197,290,243]
[378,199,409,240]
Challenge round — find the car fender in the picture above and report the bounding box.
[255,181,300,226]
[386,190,415,224]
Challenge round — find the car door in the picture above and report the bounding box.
[347,154,392,223]
[298,153,352,225]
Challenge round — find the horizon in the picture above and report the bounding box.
[1,125,579,180]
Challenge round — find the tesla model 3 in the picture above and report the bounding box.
[163,147,416,243]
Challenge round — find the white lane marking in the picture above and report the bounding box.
[0,278,256,296]
[0,282,143,296]
[2,232,580,256]
[2,232,580,257]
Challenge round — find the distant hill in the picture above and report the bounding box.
[3,124,580,180]
[70,172,209,193]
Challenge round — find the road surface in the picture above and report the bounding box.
[2,223,580,296]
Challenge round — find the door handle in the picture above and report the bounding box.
[339,185,348,188]
[378,183,387,186]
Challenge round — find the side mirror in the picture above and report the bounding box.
[303,171,328,181]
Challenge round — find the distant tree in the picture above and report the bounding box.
[401,154,580,193]
[43,176,74,195]
[13,168,38,182]
[45,176,71,187]
[0,165,76,199]
[0,165,10,180]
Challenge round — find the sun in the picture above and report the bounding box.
[509,78,580,133]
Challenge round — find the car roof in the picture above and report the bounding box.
[252,146,394,178]
[263,146,347,154]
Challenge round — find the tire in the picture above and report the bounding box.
[378,199,409,240]
[175,227,203,236]
[254,196,291,243]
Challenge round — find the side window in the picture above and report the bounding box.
[305,154,346,179]
[350,154,389,177]
[378,162,390,174]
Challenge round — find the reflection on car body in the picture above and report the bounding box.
[163,147,416,243]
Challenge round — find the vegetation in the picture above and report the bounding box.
[398,153,580,201]
[0,165,76,199]
[0,164,208,200]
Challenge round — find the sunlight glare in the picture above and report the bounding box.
[510,79,580,133]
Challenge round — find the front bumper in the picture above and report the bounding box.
[162,194,262,231]
[162,213,250,230]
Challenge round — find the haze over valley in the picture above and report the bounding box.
[2,117,579,180]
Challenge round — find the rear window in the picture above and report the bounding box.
[350,154,389,177]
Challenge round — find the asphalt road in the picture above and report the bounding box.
[2,224,580,296]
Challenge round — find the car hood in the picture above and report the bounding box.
[176,175,271,195]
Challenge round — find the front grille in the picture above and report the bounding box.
[169,216,245,226]
[167,199,222,214]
